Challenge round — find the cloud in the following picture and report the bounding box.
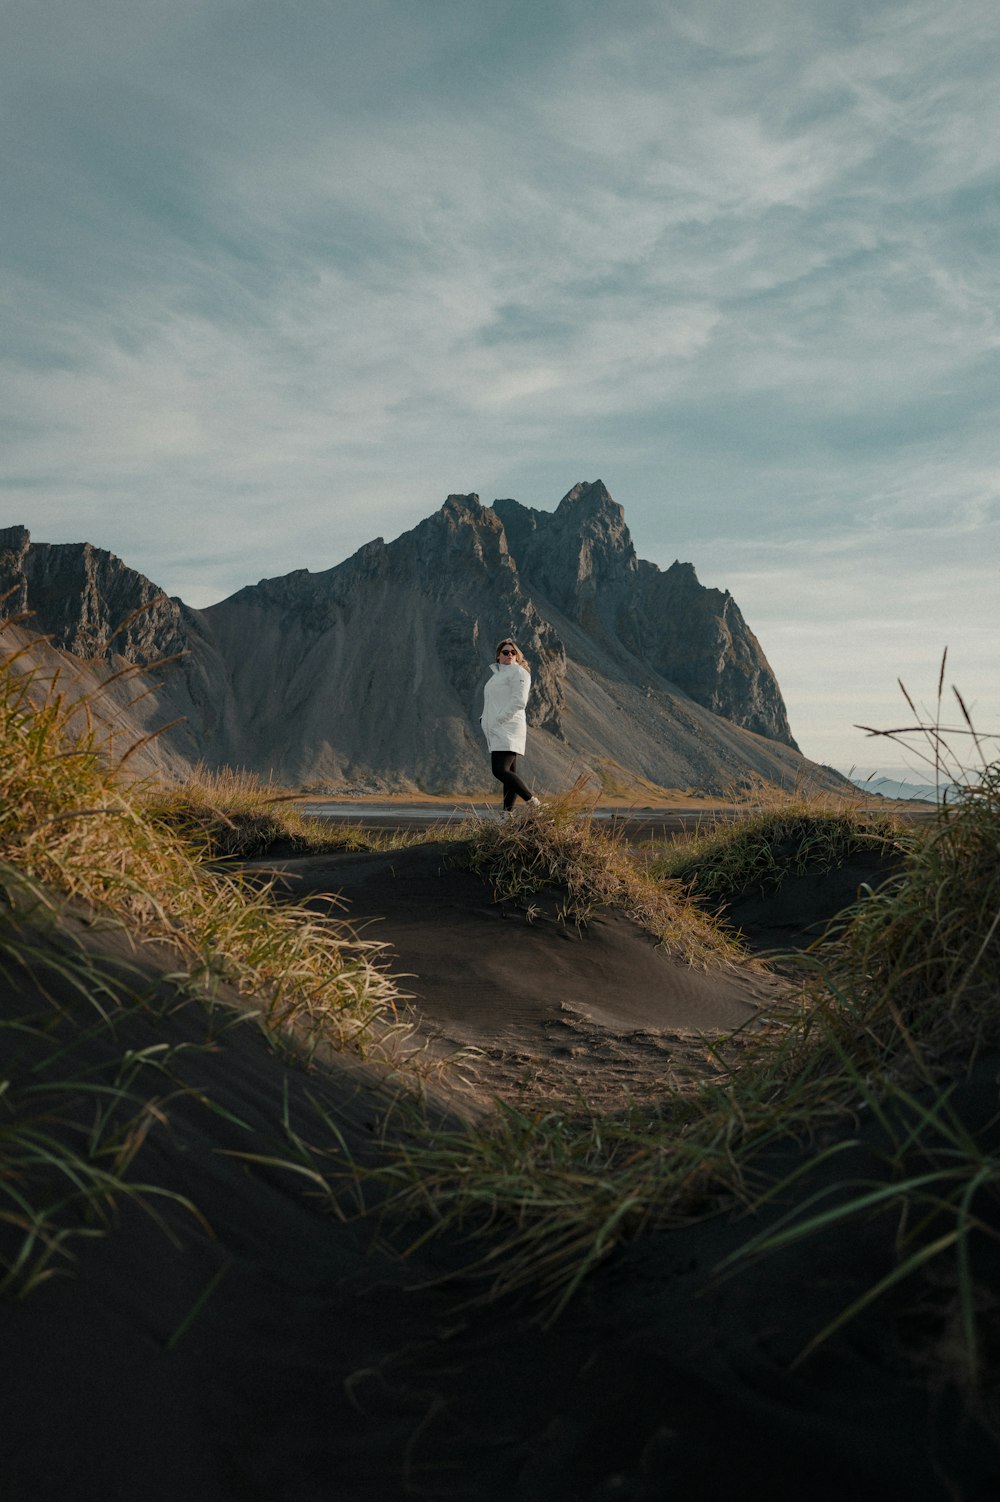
[2,0,999,764]
[692,511,1000,769]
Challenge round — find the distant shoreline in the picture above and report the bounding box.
[291,789,930,813]
[294,792,736,813]
[289,790,933,841]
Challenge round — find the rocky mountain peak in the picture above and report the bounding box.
[0,525,188,662]
[0,524,31,552]
[402,494,512,584]
[441,492,485,520]
[665,559,699,583]
[554,478,637,584]
[555,478,619,518]
[491,480,638,620]
[491,485,793,747]
[0,525,32,615]
[3,484,810,790]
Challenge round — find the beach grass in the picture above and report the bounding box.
[0,874,212,1296]
[0,630,409,1053]
[646,776,914,901]
[368,701,1000,1376]
[0,626,424,1289]
[458,778,749,968]
[3,624,998,1393]
[142,765,431,858]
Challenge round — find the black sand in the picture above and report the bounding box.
[2,846,998,1501]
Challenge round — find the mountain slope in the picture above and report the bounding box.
[492,481,795,746]
[1,490,843,795]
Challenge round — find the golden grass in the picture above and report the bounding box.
[371,708,1000,1375]
[0,626,407,1056]
[458,777,749,968]
[0,870,211,1296]
[648,775,913,901]
[3,620,998,1389]
[141,764,428,859]
[0,624,428,1292]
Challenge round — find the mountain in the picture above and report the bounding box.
[0,523,221,778]
[1,487,846,795]
[492,482,795,746]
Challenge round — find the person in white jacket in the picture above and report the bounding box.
[480,638,542,815]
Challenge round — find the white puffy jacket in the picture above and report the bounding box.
[480,662,531,754]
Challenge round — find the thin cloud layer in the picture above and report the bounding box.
[2,0,998,768]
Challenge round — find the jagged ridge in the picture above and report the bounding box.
[1,487,829,795]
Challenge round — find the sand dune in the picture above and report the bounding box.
[2,854,997,1500]
[246,840,791,1107]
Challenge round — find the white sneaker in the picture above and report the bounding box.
[525,796,542,809]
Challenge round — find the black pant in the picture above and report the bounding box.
[491,751,532,811]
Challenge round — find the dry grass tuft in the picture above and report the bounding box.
[0,625,422,1292]
[142,765,425,859]
[458,777,748,967]
[374,707,1000,1376]
[649,776,912,902]
[0,626,408,1056]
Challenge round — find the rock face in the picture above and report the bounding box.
[0,524,190,662]
[493,482,794,746]
[1,488,830,795]
[0,524,227,775]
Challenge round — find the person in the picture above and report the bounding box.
[480,637,542,816]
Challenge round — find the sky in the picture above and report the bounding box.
[3,0,998,779]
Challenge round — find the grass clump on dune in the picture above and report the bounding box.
[0,875,211,1296]
[828,778,1000,1056]
[0,629,406,1054]
[649,779,912,902]
[142,765,421,860]
[0,628,421,1292]
[4,620,999,1394]
[378,708,1000,1381]
[713,750,1000,1388]
[460,779,748,968]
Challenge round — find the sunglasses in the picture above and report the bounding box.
[498,647,516,657]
